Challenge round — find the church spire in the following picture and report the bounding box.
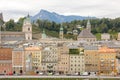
[59,24,64,39]
[86,19,91,32]
[42,29,46,39]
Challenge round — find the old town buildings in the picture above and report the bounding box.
[1,14,120,76]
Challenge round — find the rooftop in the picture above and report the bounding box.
[77,29,96,38]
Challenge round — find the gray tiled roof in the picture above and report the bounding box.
[78,29,96,38]
[1,32,25,41]
[1,37,25,41]
[1,32,25,35]
[84,45,98,50]
[13,47,24,51]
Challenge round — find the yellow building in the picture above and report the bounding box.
[84,46,99,74]
[25,46,42,72]
[98,46,117,76]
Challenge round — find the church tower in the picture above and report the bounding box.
[41,29,47,39]
[22,15,32,40]
[59,24,64,39]
[86,19,91,32]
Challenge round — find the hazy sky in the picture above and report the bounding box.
[0,0,120,21]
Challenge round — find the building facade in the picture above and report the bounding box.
[41,46,58,74]
[0,48,12,74]
[57,44,69,74]
[22,15,32,40]
[84,46,99,73]
[12,47,25,74]
[69,48,85,75]
[117,33,120,41]
[101,33,110,41]
[98,46,117,76]
[25,46,42,73]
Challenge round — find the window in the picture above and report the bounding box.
[28,28,30,31]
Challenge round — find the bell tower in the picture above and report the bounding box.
[86,19,91,32]
[22,15,32,40]
[59,24,64,39]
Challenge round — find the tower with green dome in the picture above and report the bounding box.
[22,14,32,40]
[42,29,47,39]
[59,24,64,39]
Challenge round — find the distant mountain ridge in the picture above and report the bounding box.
[31,9,96,23]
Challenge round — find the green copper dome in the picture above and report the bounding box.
[60,24,63,31]
[42,29,46,39]
[24,14,31,24]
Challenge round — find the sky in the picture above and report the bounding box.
[0,0,120,21]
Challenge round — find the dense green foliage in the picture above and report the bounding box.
[69,49,80,54]
[3,17,120,40]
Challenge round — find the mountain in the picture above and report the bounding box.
[31,9,96,23]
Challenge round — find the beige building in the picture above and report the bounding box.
[84,46,99,73]
[116,50,120,74]
[98,46,117,76]
[69,47,85,75]
[41,46,58,74]
[57,44,69,74]
[116,59,120,75]
[101,33,110,41]
[24,46,42,72]
[117,33,120,41]
[12,47,25,74]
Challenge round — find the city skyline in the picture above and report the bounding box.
[0,0,120,21]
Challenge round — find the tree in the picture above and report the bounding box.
[5,19,15,31]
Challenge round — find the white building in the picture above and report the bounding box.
[101,33,110,41]
[69,48,85,75]
[41,46,58,74]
